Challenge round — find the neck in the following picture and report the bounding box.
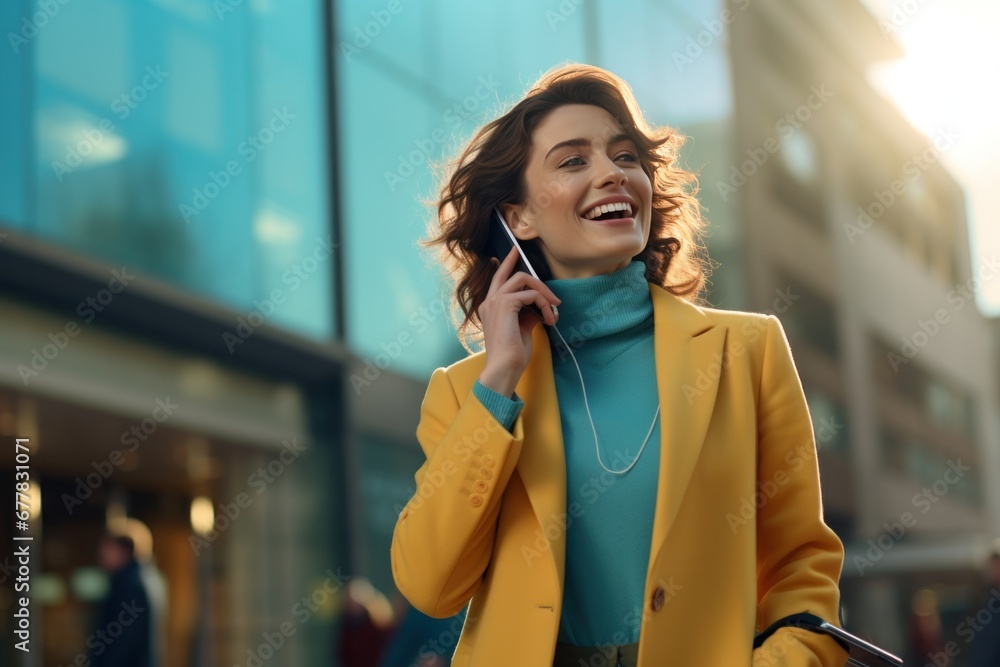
[547,257,632,280]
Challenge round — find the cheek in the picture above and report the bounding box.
[550,188,583,219]
[637,173,653,202]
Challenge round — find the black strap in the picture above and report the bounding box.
[753,612,851,655]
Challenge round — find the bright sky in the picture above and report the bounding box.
[864,0,1000,317]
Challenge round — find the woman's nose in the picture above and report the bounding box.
[596,157,628,187]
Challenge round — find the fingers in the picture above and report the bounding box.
[509,289,559,326]
[488,246,520,293]
[488,246,562,312]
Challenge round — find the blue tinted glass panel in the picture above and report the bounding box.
[0,0,29,228]
[22,0,332,339]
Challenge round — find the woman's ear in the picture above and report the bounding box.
[499,203,538,242]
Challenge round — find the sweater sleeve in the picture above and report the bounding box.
[752,316,849,667]
[472,379,524,433]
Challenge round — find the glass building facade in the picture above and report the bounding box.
[3,0,335,339]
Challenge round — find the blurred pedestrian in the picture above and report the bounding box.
[908,588,948,666]
[967,549,1000,667]
[88,532,153,667]
[338,577,395,667]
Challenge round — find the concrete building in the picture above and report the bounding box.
[729,0,1000,655]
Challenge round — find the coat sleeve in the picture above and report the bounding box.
[752,316,850,667]
[390,366,525,618]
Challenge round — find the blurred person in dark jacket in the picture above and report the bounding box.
[338,577,395,667]
[88,532,152,667]
[907,588,949,666]
[967,549,1000,667]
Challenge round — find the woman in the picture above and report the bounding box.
[390,63,849,667]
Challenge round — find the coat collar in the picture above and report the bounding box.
[513,281,727,588]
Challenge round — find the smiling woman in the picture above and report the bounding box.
[421,63,713,354]
[392,62,850,667]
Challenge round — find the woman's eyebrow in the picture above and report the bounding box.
[544,133,633,161]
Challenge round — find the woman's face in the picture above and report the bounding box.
[501,103,653,280]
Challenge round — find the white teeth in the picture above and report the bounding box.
[583,201,633,219]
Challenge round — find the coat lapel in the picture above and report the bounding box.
[514,282,727,585]
[644,284,727,574]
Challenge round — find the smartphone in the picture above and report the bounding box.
[486,207,556,322]
[753,613,903,667]
[815,620,904,666]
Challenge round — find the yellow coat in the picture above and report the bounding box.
[391,281,849,666]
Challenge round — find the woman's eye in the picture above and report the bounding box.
[558,152,638,168]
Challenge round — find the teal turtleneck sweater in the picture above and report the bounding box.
[471,259,660,647]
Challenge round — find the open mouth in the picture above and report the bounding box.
[581,201,635,222]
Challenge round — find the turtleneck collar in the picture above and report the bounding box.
[543,259,653,357]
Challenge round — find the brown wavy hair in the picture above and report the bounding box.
[419,62,714,354]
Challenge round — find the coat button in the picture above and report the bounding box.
[483,454,496,468]
[650,586,666,612]
[470,495,483,507]
[480,468,493,480]
[473,480,488,493]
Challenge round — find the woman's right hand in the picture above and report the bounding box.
[477,246,561,397]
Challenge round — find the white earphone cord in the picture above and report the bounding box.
[548,319,659,475]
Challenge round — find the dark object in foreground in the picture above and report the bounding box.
[753,612,904,666]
